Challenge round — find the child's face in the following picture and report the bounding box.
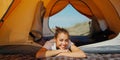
[55,33,69,50]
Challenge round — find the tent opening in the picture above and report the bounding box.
[49,4,91,36]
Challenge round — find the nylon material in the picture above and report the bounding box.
[92,0,120,33]
[50,1,68,16]
[0,0,40,43]
[0,0,13,20]
[109,0,120,17]
[3,0,21,20]
[70,0,92,17]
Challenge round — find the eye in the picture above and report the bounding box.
[59,39,63,42]
[65,39,69,42]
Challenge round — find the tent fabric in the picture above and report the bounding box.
[0,0,14,27]
[50,0,69,16]
[30,1,45,41]
[0,0,42,46]
[82,0,105,19]
[91,0,120,34]
[0,0,21,28]
[3,0,21,20]
[109,0,120,17]
[49,0,93,17]
[0,0,13,20]
[69,0,92,17]
[89,16,101,35]
[45,0,93,17]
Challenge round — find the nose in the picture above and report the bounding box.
[62,41,66,45]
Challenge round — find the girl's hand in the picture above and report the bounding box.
[56,51,71,57]
[58,49,70,53]
[56,53,64,57]
[58,49,69,53]
[56,49,71,56]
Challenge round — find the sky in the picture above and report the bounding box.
[49,4,91,28]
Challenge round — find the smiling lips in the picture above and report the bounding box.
[60,45,67,49]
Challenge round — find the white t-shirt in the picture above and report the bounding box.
[43,39,73,50]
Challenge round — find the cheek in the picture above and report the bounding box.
[56,40,61,45]
[65,42,69,45]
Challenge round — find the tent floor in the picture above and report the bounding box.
[0,53,120,60]
[0,45,41,55]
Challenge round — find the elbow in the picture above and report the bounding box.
[79,52,87,58]
[35,56,39,59]
[77,53,87,58]
[77,54,87,58]
[35,53,40,58]
[35,48,47,58]
[80,51,87,58]
[82,54,87,58]
[35,52,44,59]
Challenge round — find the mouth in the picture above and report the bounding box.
[60,45,66,49]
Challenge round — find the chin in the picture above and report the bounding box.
[60,48,67,50]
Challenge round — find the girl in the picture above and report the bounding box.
[36,27,86,58]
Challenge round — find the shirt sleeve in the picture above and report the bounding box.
[43,39,54,50]
[43,41,52,50]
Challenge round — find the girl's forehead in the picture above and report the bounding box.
[58,33,68,37]
[57,33,69,39]
[58,32,68,35]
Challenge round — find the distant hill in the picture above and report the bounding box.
[51,22,90,36]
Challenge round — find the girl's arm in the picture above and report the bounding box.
[36,47,68,58]
[57,44,87,58]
